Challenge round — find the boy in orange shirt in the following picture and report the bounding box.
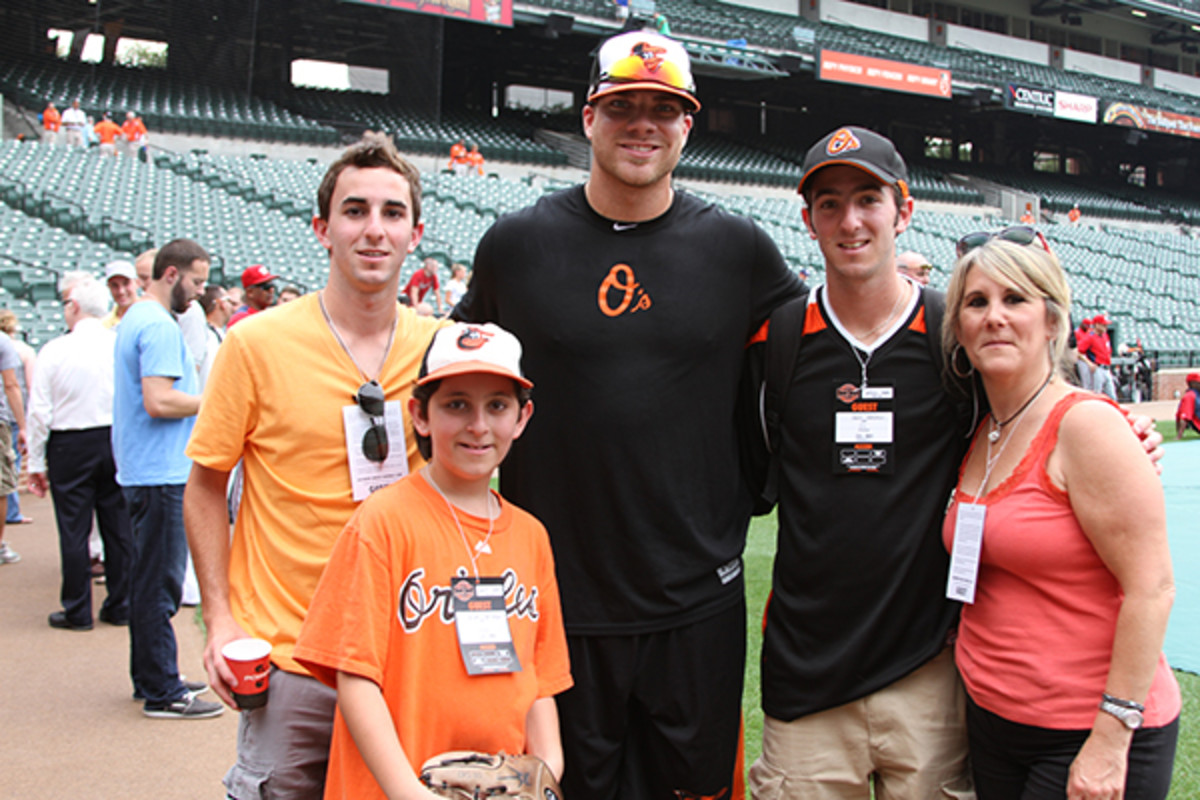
[295,322,571,799]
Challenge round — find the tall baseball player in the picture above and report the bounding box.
[454,30,804,799]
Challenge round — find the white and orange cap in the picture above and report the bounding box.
[587,31,700,112]
[417,322,533,388]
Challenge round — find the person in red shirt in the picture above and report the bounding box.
[447,140,467,174]
[121,111,148,157]
[1067,203,1081,224]
[42,102,61,144]
[94,114,122,157]
[1079,313,1116,399]
[403,258,442,315]
[227,264,280,328]
[1177,372,1200,439]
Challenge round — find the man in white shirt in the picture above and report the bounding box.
[28,272,133,630]
[61,100,88,147]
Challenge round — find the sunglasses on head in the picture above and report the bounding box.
[355,380,389,463]
[956,225,1051,258]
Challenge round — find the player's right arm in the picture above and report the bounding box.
[338,671,441,800]
[184,462,247,708]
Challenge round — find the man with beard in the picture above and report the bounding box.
[113,238,222,720]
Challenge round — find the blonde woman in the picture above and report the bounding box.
[941,227,1179,800]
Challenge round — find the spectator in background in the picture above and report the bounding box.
[0,310,34,525]
[404,256,442,315]
[466,144,486,176]
[42,102,61,144]
[121,111,148,158]
[443,262,469,311]
[1068,202,1082,224]
[613,0,629,21]
[1081,313,1117,400]
[61,100,87,147]
[896,250,933,286]
[654,12,672,35]
[1020,202,1036,224]
[0,326,26,566]
[197,285,233,388]
[1176,372,1200,440]
[27,273,132,631]
[101,260,140,329]
[113,238,221,720]
[95,113,122,157]
[278,285,302,304]
[1074,317,1093,390]
[227,265,279,328]
[447,139,468,174]
[134,248,155,293]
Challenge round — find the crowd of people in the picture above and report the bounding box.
[40,99,148,158]
[2,28,1184,800]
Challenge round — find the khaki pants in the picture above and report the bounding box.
[750,648,975,800]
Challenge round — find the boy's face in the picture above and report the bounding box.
[802,165,912,284]
[411,373,532,491]
[313,165,423,296]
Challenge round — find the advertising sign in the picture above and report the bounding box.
[342,0,512,28]
[1103,102,1200,140]
[819,50,951,99]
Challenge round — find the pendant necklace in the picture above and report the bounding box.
[424,467,497,577]
[987,371,1053,443]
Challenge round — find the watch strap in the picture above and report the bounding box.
[1102,692,1145,712]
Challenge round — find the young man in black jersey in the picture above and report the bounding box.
[748,126,975,799]
[455,30,804,800]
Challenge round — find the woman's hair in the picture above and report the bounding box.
[942,237,1073,378]
[0,310,16,335]
[410,378,533,461]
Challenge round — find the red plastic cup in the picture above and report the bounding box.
[222,638,272,710]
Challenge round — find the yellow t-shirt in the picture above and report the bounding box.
[186,293,445,673]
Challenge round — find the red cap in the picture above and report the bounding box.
[241,264,280,289]
[1187,372,1200,383]
[1092,314,1111,326]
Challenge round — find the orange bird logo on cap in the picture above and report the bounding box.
[826,128,861,156]
[456,326,493,351]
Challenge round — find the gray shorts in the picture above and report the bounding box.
[224,667,337,800]
[0,423,17,495]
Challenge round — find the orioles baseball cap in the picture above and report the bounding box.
[587,31,701,112]
[418,322,533,388]
[241,264,279,289]
[798,126,909,200]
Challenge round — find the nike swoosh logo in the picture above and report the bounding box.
[613,222,638,231]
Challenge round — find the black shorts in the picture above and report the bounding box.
[967,695,1178,800]
[556,599,746,800]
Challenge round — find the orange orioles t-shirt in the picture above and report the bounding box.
[295,472,573,800]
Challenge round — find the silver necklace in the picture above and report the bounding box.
[424,467,497,578]
[847,285,909,389]
[318,290,397,381]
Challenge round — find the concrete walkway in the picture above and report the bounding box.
[0,492,237,800]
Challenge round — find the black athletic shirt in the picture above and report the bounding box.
[456,186,803,635]
[761,287,969,719]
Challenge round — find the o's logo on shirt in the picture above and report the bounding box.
[597,263,652,318]
[826,128,861,156]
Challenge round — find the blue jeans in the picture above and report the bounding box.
[7,420,21,522]
[123,484,188,707]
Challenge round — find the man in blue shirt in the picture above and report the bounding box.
[113,238,222,719]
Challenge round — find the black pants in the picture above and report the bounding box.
[557,598,746,800]
[48,427,132,624]
[967,694,1178,800]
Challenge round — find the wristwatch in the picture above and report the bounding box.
[1099,693,1145,730]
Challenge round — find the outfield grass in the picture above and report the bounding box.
[741,511,1198,796]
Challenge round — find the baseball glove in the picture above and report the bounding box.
[420,751,563,800]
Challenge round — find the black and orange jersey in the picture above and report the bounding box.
[456,185,803,634]
[760,286,968,720]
